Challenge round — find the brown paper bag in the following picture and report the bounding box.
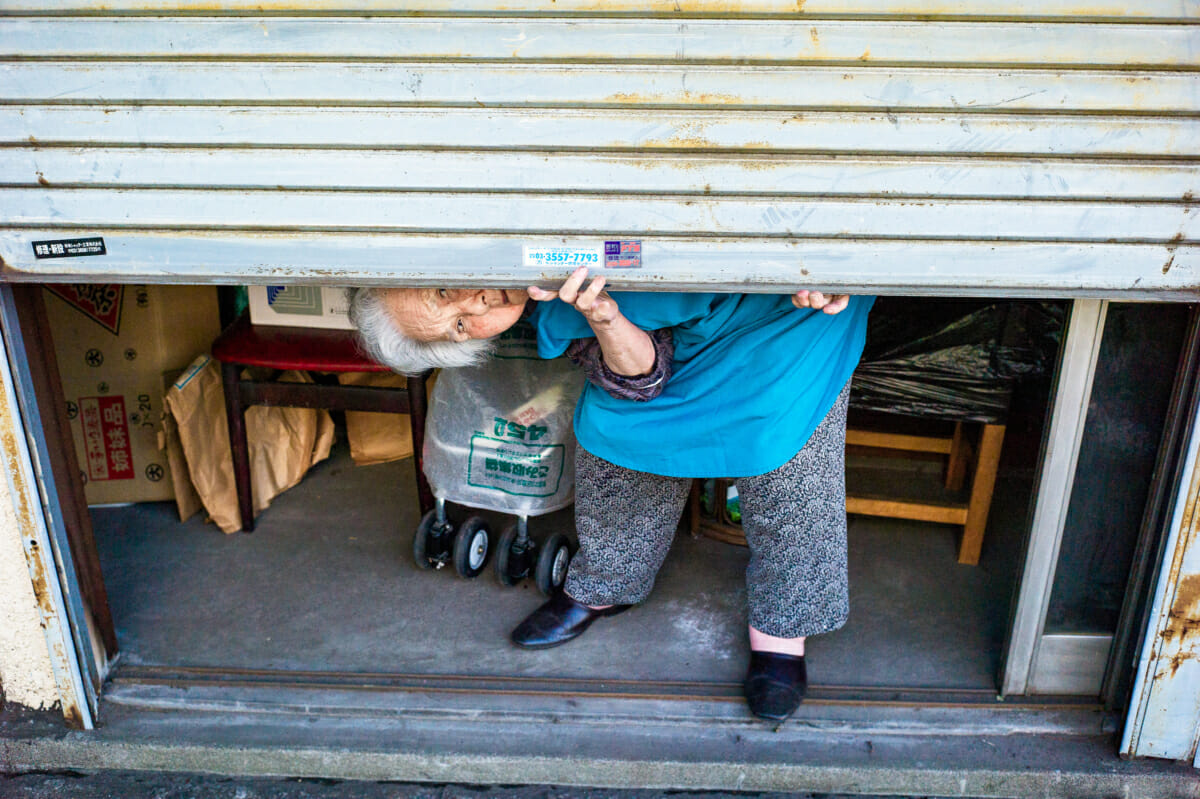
[336,371,415,466]
[158,407,203,523]
[160,370,203,523]
[165,356,335,533]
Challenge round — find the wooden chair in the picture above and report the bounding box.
[844,421,1005,565]
[212,313,434,532]
[689,419,1005,566]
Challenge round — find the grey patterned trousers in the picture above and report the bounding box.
[566,384,851,639]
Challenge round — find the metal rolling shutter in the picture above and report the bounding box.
[0,1,1196,296]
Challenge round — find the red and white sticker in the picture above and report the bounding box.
[79,396,134,481]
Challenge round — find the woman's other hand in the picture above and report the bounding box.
[792,291,851,315]
[528,267,620,328]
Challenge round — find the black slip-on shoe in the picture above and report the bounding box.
[510,591,631,650]
[743,651,807,721]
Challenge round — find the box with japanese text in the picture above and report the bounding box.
[44,285,221,505]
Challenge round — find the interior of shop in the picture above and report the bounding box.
[56,287,1070,699]
[90,436,1036,692]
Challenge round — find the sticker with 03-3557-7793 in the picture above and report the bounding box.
[523,240,642,269]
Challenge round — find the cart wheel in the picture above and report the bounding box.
[453,516,491,578]
[412,509,438,570]
[494,522,522,586]
[535,533,572,596]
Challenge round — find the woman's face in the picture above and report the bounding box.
[382,288,529,344]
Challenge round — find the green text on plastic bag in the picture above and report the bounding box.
[466,434,565,498]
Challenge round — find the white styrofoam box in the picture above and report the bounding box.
[247,285,354,330]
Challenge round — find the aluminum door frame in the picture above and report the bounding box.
[1002,299,1110,696]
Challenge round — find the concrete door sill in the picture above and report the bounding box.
[4,666,1198,798]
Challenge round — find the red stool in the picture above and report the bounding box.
[212,313,434,532]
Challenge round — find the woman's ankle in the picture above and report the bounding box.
[748,626,805,657]
[565,592,613,611]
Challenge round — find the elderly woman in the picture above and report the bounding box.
[351,270,873,721]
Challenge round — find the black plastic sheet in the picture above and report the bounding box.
[850,298,1065,424]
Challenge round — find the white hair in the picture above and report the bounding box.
[349,287,495,375]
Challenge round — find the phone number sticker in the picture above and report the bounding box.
[523,245,603,267]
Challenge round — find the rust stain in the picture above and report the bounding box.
[1159,571,1199,678]
[1152,452,1200,680]
[0,395,50,617]
[635,119,721,150]
[859,48,871,61]
[1160,573,1200,643]
[1163,232,1184,275]
[25,540,52,617]
[19,0,810,9]
[606,91,746,106]
[612,155,686,171]
[604,154,792,174]
[739,156,792,171]
[36,172,49,188]
[0,441,83,704]
[62,704,83,730]
[503,0,792,12]
[809,26,819,44]
[638,136,719,149]
[1163,650,1193,679]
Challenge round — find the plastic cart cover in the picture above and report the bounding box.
[423,320,585,516]
[850,298,1065,424]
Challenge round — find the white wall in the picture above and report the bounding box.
[0,467,59,709]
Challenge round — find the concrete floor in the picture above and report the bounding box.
[27,470,1200,799]
[92,438,1025,692]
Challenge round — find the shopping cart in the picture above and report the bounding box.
[412,321,584,595]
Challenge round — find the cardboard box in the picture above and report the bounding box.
[44,285,222,505]
[247,286,354,330]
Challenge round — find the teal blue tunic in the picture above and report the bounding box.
[529,293,874,478]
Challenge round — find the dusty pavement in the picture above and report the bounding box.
[0,772,910,799]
